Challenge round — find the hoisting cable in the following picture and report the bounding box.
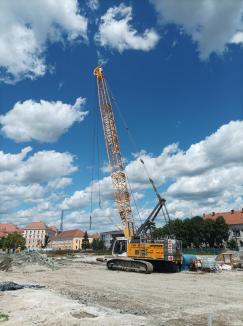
[107,84,172,231]
[96,107,102,209]
[91,81,124,232]
[89,96,96,230]
[104,84,143,225]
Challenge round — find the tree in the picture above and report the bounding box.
[1,232,25,253]
[82,231,90,251]
[153,215,229,249]
[43,235,50,248]
[189,216,205,247]
[214,217,229,246]
[92,239,105,251]
[227,238,238,251]
[204,219,216,247]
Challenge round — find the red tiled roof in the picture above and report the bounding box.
[52,229,85,241]
[0,224,22,234]
[0,223,19,232]
[204,210,243,225]
[25,221,47,229]
[90,233,100,239]
[61,229,85,237]
[0,231,7,238]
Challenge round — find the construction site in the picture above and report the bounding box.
[1,62,243,325]
[1,1,243,324]
[0,250,243,326]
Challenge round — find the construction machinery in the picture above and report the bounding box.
[94,66,182,273]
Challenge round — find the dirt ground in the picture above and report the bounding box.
[0,255,243,325]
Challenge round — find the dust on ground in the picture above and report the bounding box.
[0,253,243,326]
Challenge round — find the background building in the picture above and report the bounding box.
[50,229,84,251]
[204,209,243,247]
[0,223,23,239]
[23,221,57,249]
[50,230,100,251]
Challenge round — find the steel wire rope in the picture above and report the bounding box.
[104,83,143,226]
[92,81,123,232]
[105,82,153,225]
[106,83,172,230]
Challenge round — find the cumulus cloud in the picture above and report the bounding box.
[2,121,243,230]
[0,0,87,83]
[0,97,88,143]
[150,0,243,59]
[0,183,45,213]
[0,146,32,171]
[0,147,77,186]
[48,177,72,190]
[61,176,113,210]
[95,4,159,52]
[87,0,99,11]
[0,147,77,221]
[63,120,243,226]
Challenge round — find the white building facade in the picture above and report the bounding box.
[24,222,56,249]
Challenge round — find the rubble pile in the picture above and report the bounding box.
[0,257,12,271]
[0,252,56,271]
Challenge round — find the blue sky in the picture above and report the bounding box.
[0,0,243,232]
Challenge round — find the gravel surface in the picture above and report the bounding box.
[0,254,243,325]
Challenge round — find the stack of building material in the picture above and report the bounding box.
[201,257,218,272]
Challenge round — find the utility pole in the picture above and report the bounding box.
[60,210,64,233]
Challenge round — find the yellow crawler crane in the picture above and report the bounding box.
[94,66,182,273]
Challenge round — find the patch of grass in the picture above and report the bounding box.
[0,313,9,322]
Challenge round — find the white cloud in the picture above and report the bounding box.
[2,121,243,230]
[0,0,88,83]
[61,176,113,210]
[17,150,77,184]
[0,148,77,186]
[62,120,243,226]
[0,183,45,213]
[48,177,72,190]
[0,97,88,143]
[231,32,243,44]
[0,147,77,220]
[150,0,243,59]
[95,4,159,52]
[87,0,99,11]
[0,146,32,171]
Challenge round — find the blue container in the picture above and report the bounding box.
[181,254,197,271]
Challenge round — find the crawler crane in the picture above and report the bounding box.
[94,66,182,273]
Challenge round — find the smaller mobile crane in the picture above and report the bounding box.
[94,66,182,273]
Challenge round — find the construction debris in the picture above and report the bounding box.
[0,256,12,271]
[0,251,56,271]
[0,281,44,291]
[216,250,243,268]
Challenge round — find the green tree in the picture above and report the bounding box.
[204,219,216,247]
[214,217,229,246]
[2,232,25,252]
[153,215,229,249]
[227,238,238,250]
[43,235,50,248]
[92,239,105,251]
[189,216,205,247]
[82,231,90,251]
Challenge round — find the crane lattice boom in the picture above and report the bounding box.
[94,66,134,238]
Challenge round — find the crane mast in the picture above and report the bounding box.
[93,66,134,239]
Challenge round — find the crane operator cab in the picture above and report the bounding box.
[112,237,128,256]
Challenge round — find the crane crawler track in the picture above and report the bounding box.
[107,258,153,274]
